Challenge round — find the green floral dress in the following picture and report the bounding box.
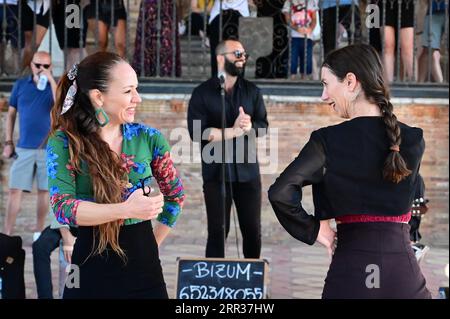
[46,123,185,227]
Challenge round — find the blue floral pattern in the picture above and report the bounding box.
[133,162,147,175]
[49,186,60,196]
[123,123,160,141]
[46,145,59,179]
[47,123,185,228]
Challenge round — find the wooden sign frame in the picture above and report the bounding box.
[174,257,270,299]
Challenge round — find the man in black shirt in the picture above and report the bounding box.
[187,39,268,258]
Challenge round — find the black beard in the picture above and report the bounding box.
[224,58,244,77]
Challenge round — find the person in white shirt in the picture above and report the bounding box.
[208,0,252,77]
[282,0,318,79]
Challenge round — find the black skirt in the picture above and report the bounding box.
[322,222,432,299]
[63,220,168,299]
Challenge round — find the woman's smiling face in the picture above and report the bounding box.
[101,62,142,125]
[321,66,351,118]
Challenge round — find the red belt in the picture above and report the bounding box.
[335,212,411,224]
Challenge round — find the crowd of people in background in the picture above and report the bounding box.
[0,0,447,82]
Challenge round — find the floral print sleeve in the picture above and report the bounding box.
[150,132,185,228]
[47,124,184,228]
[47,131,82,226]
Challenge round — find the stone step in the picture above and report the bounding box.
[181,65,257,75]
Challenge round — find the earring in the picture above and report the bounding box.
[95,107,110,127]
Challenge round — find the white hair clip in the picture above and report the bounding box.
[67,63,78,80]
[61,81,77,115]
[61,64,79,115]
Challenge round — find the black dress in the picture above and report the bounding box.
[63,220,168,299]
[269,116,431,299]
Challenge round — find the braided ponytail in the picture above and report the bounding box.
[377,96,412,183]
[322,44,412,184]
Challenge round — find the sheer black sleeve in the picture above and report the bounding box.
[268,130,326,245]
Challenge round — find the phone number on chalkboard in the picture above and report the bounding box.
[179,285,264,299]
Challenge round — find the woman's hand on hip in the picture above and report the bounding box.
[316,219,337,259]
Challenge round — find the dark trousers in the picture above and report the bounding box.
[409,216,422,242]
[290,38,313,75]
[203,179,261,258]
[322,5,361,55]
[187,12,206,36]
[208,9,242,77]
[323,222,431,299]
[32,226,62,299]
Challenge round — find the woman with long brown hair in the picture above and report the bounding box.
[47,51,185,298]
[268,44,431,298]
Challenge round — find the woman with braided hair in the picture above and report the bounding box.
[268,44,431,299]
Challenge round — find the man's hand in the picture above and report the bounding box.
[233,107,252,132]
[2,144,14,158]
[40,67,55,82]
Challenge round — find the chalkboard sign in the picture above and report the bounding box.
[175,258,269,299]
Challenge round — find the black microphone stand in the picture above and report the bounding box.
[219,75,227,257]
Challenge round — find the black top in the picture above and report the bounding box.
[187,77,269,182]
[268,116,425,245]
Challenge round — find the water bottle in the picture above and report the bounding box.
[37,74,48,91]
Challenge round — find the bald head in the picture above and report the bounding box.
[30,51,52,77]
[33,51,51,61]
[215,39,242,56]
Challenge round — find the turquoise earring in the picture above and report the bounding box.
[95,108,110,127]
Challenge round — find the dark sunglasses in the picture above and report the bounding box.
[139,175,152,197]
[33,62,51,69]
[222,50,249,59]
